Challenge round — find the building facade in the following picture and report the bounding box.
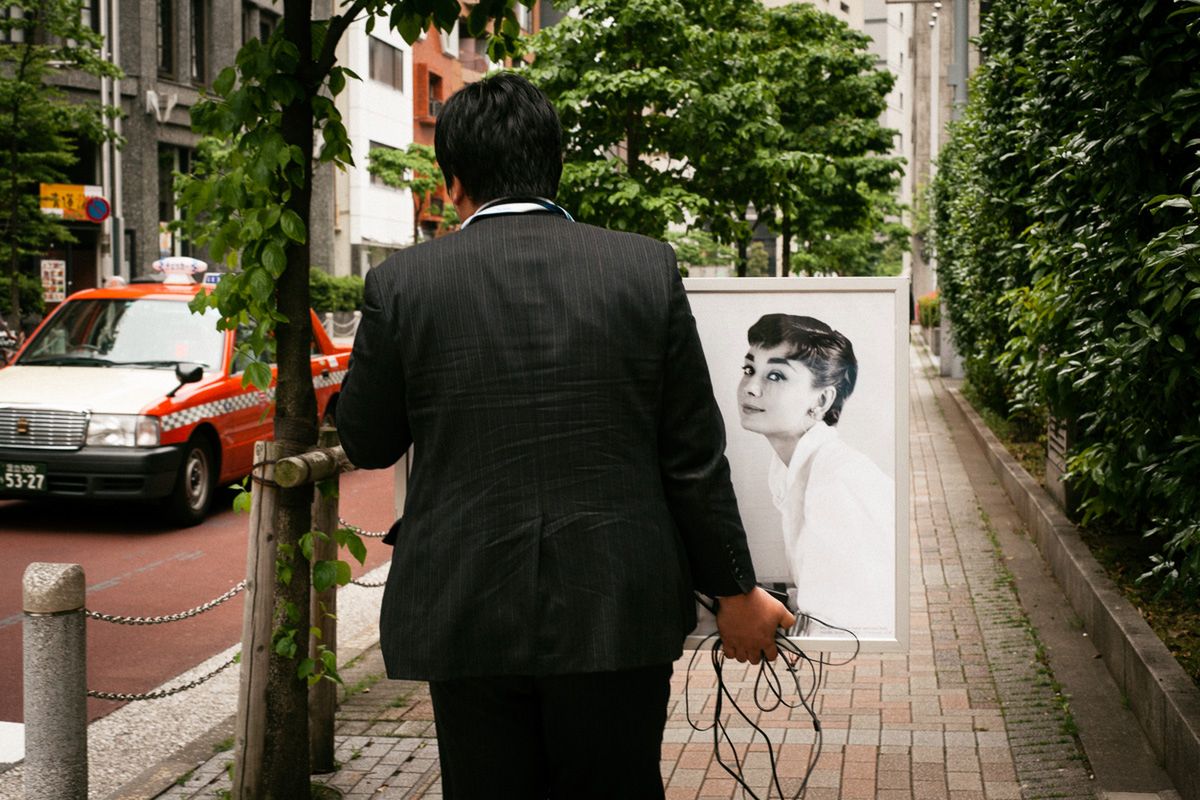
[42,0,541,297]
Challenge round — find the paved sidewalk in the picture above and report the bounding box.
[159,343,1107,800]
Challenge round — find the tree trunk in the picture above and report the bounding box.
[248,2,318,796]
[781,209,791,277]
[736,210,748,277]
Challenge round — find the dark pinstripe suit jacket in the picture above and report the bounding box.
[336,211,757,680]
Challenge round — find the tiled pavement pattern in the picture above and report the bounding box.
[157,344,1094,800]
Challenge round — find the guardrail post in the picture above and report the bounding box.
[233,440,279,799]
[23,562,87,800]
[309,427,339,773]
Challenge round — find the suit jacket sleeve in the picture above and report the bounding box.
[335,266,413,469]
[657,253,758,597]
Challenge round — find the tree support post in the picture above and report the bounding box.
[309,427,339,773]
[23,562,87,800]
[234,440,280,800]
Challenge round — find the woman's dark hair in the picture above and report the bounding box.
[747,313,858,426]
[434,72,563,205]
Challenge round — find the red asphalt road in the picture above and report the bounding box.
[0,466,397,724]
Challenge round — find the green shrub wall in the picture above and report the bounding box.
[309,268,364,313]
[932,0,1200,592]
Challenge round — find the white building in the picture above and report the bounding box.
[331,24,416,277]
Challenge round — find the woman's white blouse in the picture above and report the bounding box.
[769,421,895,638]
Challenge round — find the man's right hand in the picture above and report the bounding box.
[715,587,796,664]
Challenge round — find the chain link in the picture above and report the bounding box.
[338,517,389,538]
[88,652,239,702]
[86,581,246,625]
[351,575,388,587]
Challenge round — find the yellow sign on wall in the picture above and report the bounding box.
[39,183,104,222]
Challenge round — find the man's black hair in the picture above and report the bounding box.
[434,72,563,205]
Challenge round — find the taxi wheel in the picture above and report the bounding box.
[163,437,215,527]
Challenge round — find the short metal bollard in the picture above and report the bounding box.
[23,562,87,800]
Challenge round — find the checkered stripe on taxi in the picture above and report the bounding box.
[161,389,276,432]
[314,369,347,390]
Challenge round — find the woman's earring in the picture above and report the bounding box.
[807,408,818,419]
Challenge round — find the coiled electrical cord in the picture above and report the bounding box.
[686,598,860,799]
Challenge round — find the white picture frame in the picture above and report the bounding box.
[684,277,910,653]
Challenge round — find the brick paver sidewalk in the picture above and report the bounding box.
[160,342,1095,800]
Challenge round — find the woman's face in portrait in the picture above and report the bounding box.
[738,344,831,439]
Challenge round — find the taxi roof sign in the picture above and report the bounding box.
[152,257,207,284]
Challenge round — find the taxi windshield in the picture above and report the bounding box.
[18,298,225,370]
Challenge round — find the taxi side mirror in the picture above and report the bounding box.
[167,362,204,398]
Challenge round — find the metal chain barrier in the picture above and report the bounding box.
[88,652,239,702]
[339,517,388,538]
[339,517,389,585]
[85,581,246,625]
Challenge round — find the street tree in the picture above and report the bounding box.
[0,0,120,328]
[367,143,440,245]
[172,1,530,796]
[522,0,708,238]
[754,3,903,276]
[523,0,903,275]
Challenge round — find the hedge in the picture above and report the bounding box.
[931,0,1200,593]
[308,268,364,313]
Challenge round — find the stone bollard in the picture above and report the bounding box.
[23,562,87,800]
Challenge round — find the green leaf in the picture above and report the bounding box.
[275,635,297,658]
[313,560,338,593]
[299,531,316,561]
[345,531,368,565]
[335,559,352,586]
[213,67,236,97]
[245,361,273,392]
[395,11,424,44]
[280,209,307,243]
[248,268,274,304]
[1169,335,1185,352]
[262,240,287,275]
[329,68,346,97]
[232,489,252,514]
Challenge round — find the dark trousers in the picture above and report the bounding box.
[428,663,673,799]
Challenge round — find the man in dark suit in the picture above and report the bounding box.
[337,72,793,799]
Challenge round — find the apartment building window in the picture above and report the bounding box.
[191,0,208,83]
[428,73,443,117]
[158,0,175,76]
[0,7,25,43]
[158,145,192,256]
[840,2,850,13]
[243,4,279,43]
[515,3,531,32]
[369,36,404,92]
[81,0,101,33]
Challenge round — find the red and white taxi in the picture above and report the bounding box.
[0,263,350,525]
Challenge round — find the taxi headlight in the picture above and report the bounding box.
[86,414,161,447]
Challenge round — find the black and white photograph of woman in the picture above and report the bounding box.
[737,313,895,640]
[683,279,909,651]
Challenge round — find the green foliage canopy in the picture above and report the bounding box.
[367,143,440,245]
[931,0,1200,593]
[523,0,904,275]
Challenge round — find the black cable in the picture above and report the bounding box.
[686,596,860,799]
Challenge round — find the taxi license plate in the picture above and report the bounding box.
[1,462,47,491]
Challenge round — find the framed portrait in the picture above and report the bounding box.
[685,277,910,653]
